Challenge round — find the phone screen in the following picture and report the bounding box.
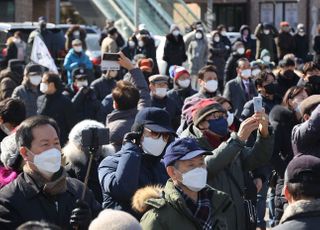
[102,53,120,61]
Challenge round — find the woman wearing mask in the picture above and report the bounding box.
[208,30,227,94]
[136,34,159,74]
[98,107,175,218]
[163,24,187,76]
[187,29,208,90]
[121,36,138,61]
[269,86,308,225]
[224,41,246,83]
[12,64,43,118]
[65,25,87,51]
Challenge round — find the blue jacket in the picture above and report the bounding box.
[98,142,168,217]
[63,49,93,84]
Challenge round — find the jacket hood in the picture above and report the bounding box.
[239,25,251,35]
[132,185,163,214]
[0,133,21,170]
[166,33,184,44]
[280,199,320,224]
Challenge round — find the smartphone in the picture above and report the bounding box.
[82,128,109,148]
[102,53,120,61]
[253,96,263,113]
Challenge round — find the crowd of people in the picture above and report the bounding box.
[0,15,319,230]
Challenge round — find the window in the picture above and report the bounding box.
[260,1,298,29]
[0,0,14,22]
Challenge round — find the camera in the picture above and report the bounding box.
[81,128,109,148]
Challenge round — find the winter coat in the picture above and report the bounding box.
[65,26,87,51]
[63,49,93,84]
[12,81,40,118]
[91,76,116,101]
[150,96,181,130]
[180,124,274,230]
[0,72,20,100]
[224,52,244,84]
[136,37,159,74]
[101,36,118,54]
[63,85,101,121]
[254,24,278,61]
[163,34,187,72]
[223,76,257,119]
[276,32,295,60]
[273,199,320,230]
[207,39,227,82]
[276,71,300,98]
[167,86,197,112]
[98,142,168,217]
[291,104,320,157]
[269,105,297,178]
[37,91,76,145]
[5,40,27,64]
[187,36,208,75]
[293,33,309,61]
[106,108,138,152]
[0,171,101,230]
[237,25,256,61]
[136,180,232,230]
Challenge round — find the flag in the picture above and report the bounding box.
[30,35,58,73]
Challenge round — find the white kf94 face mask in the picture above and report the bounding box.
[177,167,208,192]
[204,80,218,93]
[141,136,167,156]
[28,148,61,176]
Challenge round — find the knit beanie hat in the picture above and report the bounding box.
[169,65,190,81]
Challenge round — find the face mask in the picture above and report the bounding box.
[0,124,11,135]
[138,40,144,47]
[252,69,261,77]
[128,40,135,48]
[264,83,276,95]
[262,56,271,62]
[28,148,61,176]
[172,30,180,37]
[237,47,245,55]
[73,31,80,38]
[73,46,83,53]
[141,136,167,156]
[282,27,290,33]
[214,36,220,42]
[178,79,190,88]
[29,75,42,86]
[40,82,48,93]
[226,111,234,127]
[76,80,88,88]
[263,29,270,35]
[155,87,167,98]
[208,117,229,137]
[221,31,227,36]
[177,167,207,192]
[195,32,203,40]
[241,69,252,79]
[204,80,218,93]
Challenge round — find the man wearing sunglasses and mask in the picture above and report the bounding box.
[298,62,320,95]
[98,107,175,218]
[134,137,232,229]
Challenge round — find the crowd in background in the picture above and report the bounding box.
[0,15,319,230]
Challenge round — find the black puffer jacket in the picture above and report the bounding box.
[163,34,187,73]
[237,25,256,61]
[224,52,244,84]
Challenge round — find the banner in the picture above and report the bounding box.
[30,36,58,73]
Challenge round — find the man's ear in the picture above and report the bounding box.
[0,116,3,124]
[20,147,28,160]
[167,166,177,179]
[284,184,293,204]
[303,114,310,121]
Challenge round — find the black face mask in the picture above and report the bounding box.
[264,83,276,95]
[306,75,320,95]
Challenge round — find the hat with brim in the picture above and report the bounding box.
[149,74,169,84]
[144,123,174,134]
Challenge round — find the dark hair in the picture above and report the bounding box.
[44,72,63,91]
[237,57,249,68]
[254,71,275,88]
[282,86,306,109]
[198,65,218,80]
[107,27,118,35]
[302,62,320,75]
[17,220,61,230]
[0,98,26,127]
[14,31,22,37]
[212,96,233,110]
[16,115,60,149]
[287,182,320,200]
[217,24,226,32]
[112,80,140,110]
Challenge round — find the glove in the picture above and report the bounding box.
[79,86,89,94]
[123,131,141,145]
[70,199,92,229]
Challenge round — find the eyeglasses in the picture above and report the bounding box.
[143,128,170,141]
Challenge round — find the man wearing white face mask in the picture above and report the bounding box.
[64,39,93,84]
[98,107,175,218]
[0,116,101,229]
[224,58,258,120]
[12,63,44,118]
[63,67,100,121]
[149,74,181,130]
[224,41,246,83]
[133,137,232,229]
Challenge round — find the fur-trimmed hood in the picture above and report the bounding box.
[132,185,163,214]
[280,199,320,224]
